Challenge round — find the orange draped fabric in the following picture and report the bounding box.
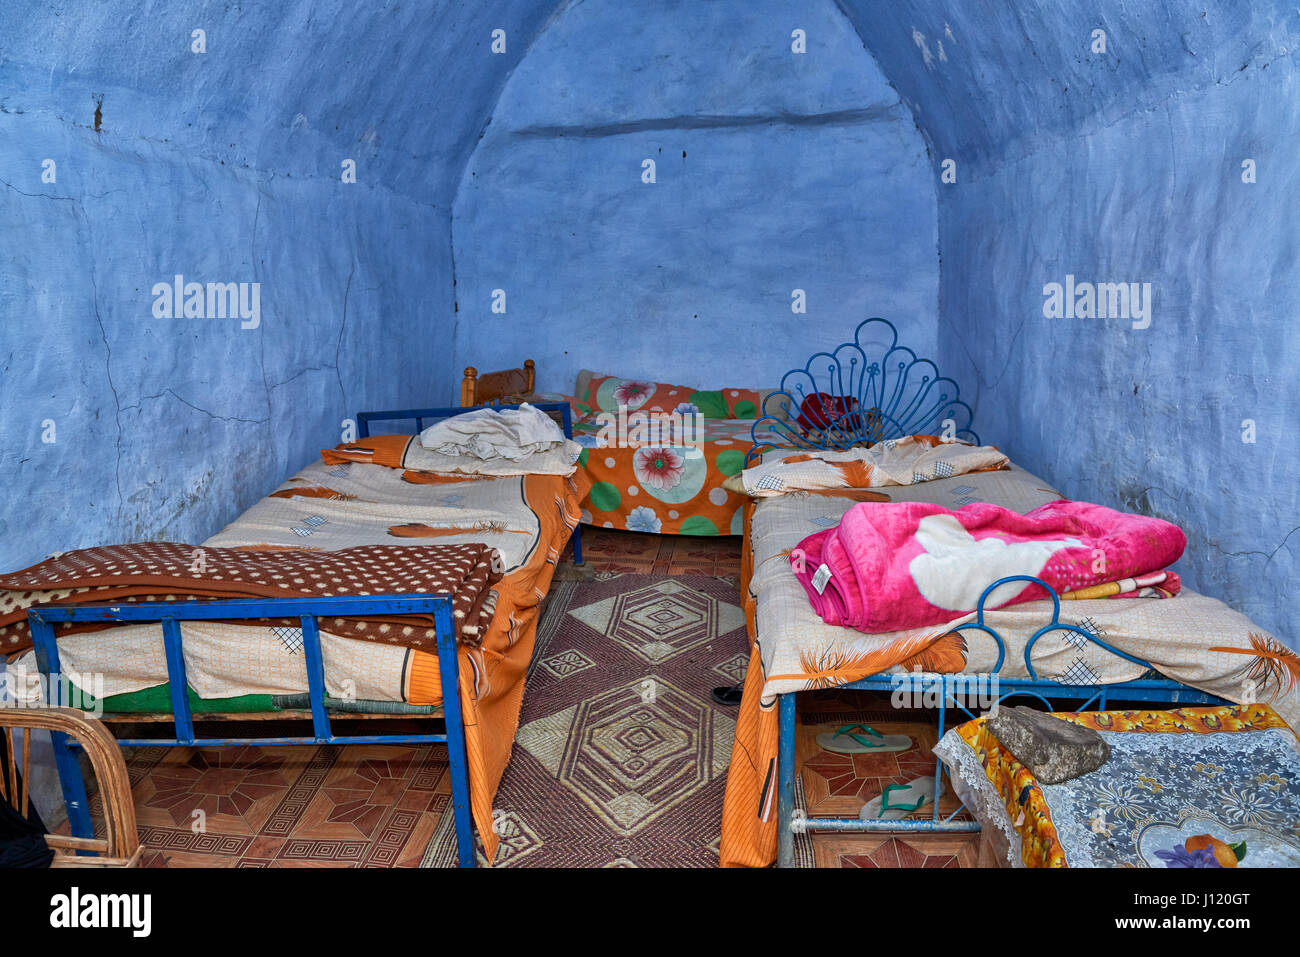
[403,469,590,863]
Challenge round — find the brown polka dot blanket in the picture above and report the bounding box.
[0,541,502,653]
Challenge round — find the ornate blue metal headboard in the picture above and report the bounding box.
[749,318,978,463]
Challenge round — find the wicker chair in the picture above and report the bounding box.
[0,707,141,867]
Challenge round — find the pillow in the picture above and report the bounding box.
[795,392,865,432]
[753,388,795,425]
[735,436,1009,497]
[577,372,764,420]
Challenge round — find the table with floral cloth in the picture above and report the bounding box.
[934,704,1300,867]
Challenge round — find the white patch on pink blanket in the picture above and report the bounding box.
[908,514,1083,611]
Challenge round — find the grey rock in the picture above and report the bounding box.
[986,706,1111,784]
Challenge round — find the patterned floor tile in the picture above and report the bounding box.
[86,741,451,868]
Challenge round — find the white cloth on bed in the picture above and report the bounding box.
[741,435,1008,496]
[419,402,571,461]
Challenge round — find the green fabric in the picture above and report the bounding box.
[732,399,758,418]
[679,515,719,535]
[715,448,745,476]
[688,390,730,419]
[97,684,436,717]
[99,682,274,715]
[588,480,621,511]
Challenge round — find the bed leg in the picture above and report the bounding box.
[933,676,947,822]
[777,692,797,869]
[52,730,94,843]
[435,603,477,869]
[570,525,584,566]
[30,616,94,846]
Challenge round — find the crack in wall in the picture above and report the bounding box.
[1201,525,1300,566]
[268,366,334,392]
[335,262,354,411]
[1,178,129,512]
[126,389,272,425]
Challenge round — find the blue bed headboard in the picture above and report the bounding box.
[356,402,574,440]
[749,317,978,464]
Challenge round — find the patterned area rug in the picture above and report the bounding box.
[424,573,749,867]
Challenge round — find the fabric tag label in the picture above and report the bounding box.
[812,563,832,595]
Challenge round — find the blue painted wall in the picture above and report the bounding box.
[848,1,1300,642]
[0,0,556,572]
[451,0,938,393]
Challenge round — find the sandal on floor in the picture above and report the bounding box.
[859,776,945,821]
[710,684,745,706]
[816,723,912,755]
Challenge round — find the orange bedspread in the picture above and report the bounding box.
[407,469,590,861]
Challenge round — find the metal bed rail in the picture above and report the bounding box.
[774,574,1229,867]
[748,317,980,465]
[29,584,474,866]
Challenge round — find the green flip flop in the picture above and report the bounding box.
[815,723,913,755]
[860,776,945,821]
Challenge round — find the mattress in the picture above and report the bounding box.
[7,453,587,862]
[934,704,1300,867]
[10,458,573,707]
[744,464,1297,717]
[572,417,779,535]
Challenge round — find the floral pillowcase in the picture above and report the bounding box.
[576,373,764,421]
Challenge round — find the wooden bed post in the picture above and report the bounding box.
[460,360,536,407]
[461,367,478,407]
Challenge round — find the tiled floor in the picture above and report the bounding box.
[124,741,452,868]
[82,528,986,867]
[795,689,996,868]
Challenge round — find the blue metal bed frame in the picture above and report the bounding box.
[27,401,582,868]
[751,316,980,456]
[748,320,1228,867]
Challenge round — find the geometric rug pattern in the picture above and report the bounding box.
[423,573,748,867]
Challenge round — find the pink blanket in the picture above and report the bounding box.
[790,500,1186,633]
